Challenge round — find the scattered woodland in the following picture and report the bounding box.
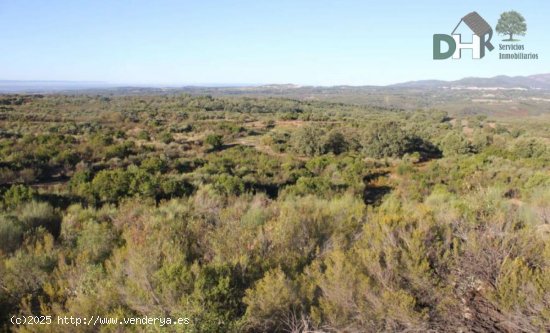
[0,93,549,332]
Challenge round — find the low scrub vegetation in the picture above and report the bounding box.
[1,94,549,332]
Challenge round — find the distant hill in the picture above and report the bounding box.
[391,74,550,90]
[2,74,550,94]
[2,76,550,117]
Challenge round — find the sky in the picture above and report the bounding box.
[1,0,549,86]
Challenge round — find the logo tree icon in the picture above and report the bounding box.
[496,11,526,41]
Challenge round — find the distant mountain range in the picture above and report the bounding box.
[1,74,550,93]
[390,74,550,90]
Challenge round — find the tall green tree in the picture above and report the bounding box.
[496,11,527,41]
[361,122,413,158]
[291,126,326,157]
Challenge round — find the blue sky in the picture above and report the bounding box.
[1,0,548,85]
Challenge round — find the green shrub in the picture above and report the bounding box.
[244,268,299,332]
[214,174,245,196]
[137,130,150,140]
[0,215,24,253]
[440,131,472,156]
[140,156,168,173]
[2,184,35,208]
[91,169,131,203]
[361,122,414,158]
[285,176,331,196]
[205,134,224,150]
[324,130,348,155]
[291,126,326,157]
[19,201,61,236]
[158,131,173,144]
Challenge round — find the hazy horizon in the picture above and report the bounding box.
[1,71,549,90]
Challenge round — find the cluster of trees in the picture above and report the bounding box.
[68,166,193,205]
[1,94,549,331]
[282,121,440,160]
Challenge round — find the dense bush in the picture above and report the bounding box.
[2,185,35,208]
[290,126,326,156]
[18,201,62,237]
[440,131,472,156]
[205,134,224,150]
[0,215,24,253]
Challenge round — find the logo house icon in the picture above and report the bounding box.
[434,12,495,60]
